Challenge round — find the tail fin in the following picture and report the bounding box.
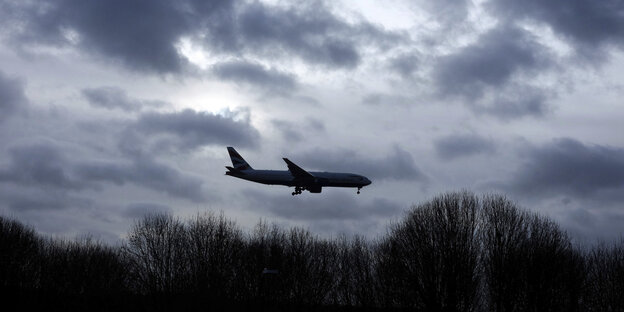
[227,147,253,170]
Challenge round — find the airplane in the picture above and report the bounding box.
[225,147,371,196]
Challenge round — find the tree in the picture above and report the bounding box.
[480,195,530,312]
[480,195,584,312]
[185,212,244,303]
[584,240,624,311]
[333,235,378,307]
[282,227,337,306]
[0,216,42,295]
[377,191,481,311]
[123,214,189,295]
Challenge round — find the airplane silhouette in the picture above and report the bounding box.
[225,147,372,195]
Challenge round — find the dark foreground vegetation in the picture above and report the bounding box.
[2,192,624,311]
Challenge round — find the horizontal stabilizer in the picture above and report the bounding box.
[283,158,314,179]
[225,166,245,175]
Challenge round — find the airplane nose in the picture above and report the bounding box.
[365,178,372,185]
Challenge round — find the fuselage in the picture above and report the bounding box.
[226,169,371,188]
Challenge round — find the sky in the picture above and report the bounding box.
[1,0,623,244]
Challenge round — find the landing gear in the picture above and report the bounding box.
[357,187,362,194]
[291,186,303,196]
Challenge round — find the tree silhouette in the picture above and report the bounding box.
[0,216,41,297]
[1,192,623,311]
[185,212,244,305]
[480,195,584,312]
[480,195,531,312]
[333,235,377,307]
[377,191,481,311]
[123,214,189,295]
[584,240,624,311]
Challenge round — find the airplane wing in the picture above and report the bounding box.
[283,158,315,179]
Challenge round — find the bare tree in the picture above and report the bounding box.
[282,227,337,306]
[3,191,622,311]
[333,235,377,307]
[480,195,584,312]
[0,216,42,295]
[480,195,530,312]
[185,212,244,303]
[39,237,127,299]
[237,221,288,306]
[122,213,189,295]
[377,191,481,311]
[583,240,624,311]
[524,215,583,311]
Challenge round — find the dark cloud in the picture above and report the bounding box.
[490,0,624,59]
[271,120,303,142]
[435,26,548,100]
[0,71,27,122]
[243,189,402,221]
[290,146,427,181]
[505,138,624,199]
[0,142,205,203]
[4,0,200,73]
[131,109,260,152]
[434,25,553,118]
[434,133,496,160]
[0,185,93,212]
[82,86,167,111]
[122,202,173,219]
[564,207,624,242]
[478,85,551,119]
[2,0,399,73]
[306,118,326,132]
[361,93,414,106]
[75,157,205,202]
[271,118,326,142]
[388,54,419,78]
[213,61,298,93]
[235,2,365,69]
[0,144,95,211]
[0,144,86,190]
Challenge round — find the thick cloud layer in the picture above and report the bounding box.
[131,109,260,152]
[0,143,206,206]
[490,0,624,59]
[434,134,496,160]
[213,61,298,93]
[0,145,87,191]
[0,71,26,122]
[122,202,173,218]
[0,184,92,212]
[271,118,325,142]
[507,138,624,199]
[434,25,551,118]
[6,0,197,72]
[2,0,397,74]
[82,87,167,111]
[236,2,364,69]
[76,157,205,202]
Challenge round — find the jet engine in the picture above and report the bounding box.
[307,185,322,193]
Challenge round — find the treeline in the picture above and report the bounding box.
[2,192,624,311]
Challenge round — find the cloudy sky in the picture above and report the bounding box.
[1,0,623,243]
